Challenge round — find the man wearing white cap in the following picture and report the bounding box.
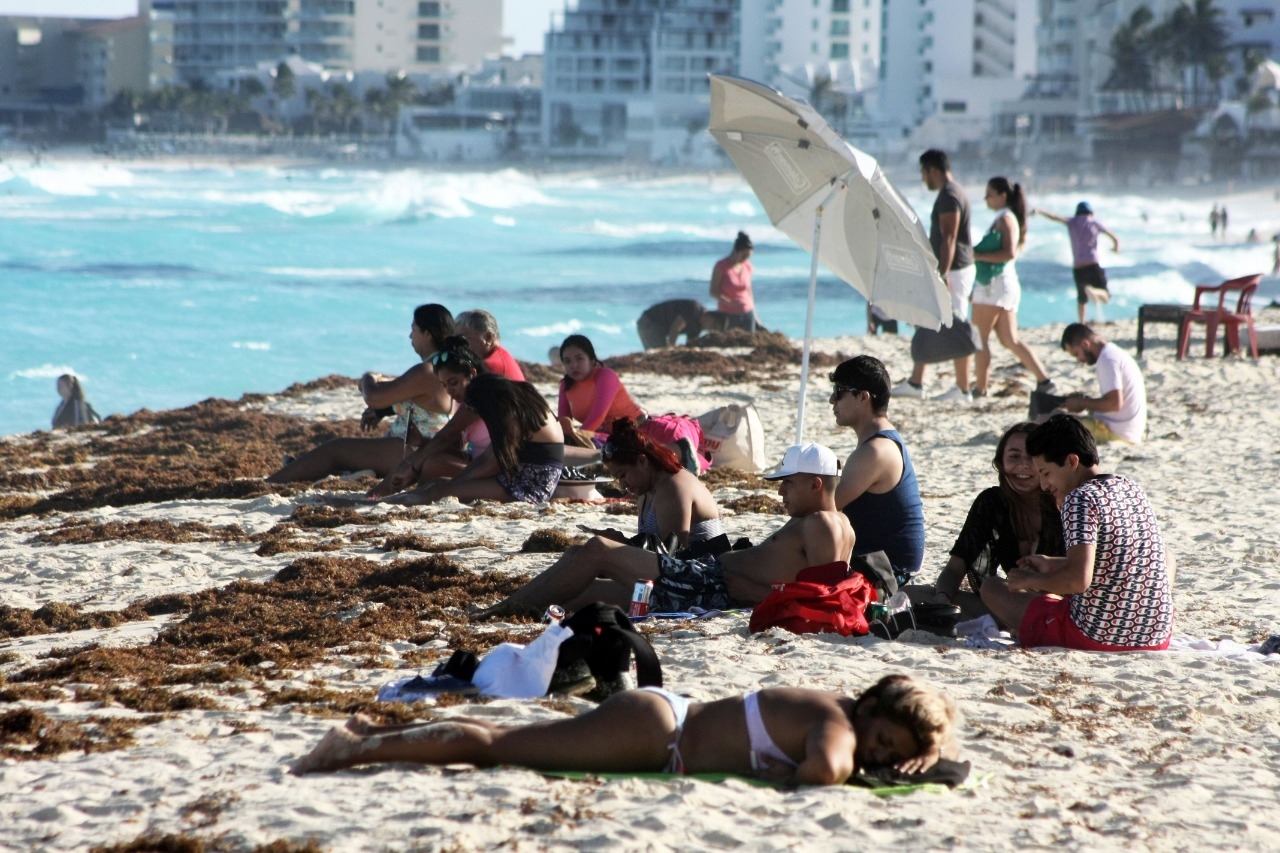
[474,443,855,618]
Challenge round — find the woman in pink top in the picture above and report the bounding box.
[709,231,757,332]
[557,334,645,448]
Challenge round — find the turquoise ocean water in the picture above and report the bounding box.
[2,159,1276,437]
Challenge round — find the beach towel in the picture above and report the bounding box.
[909,313,981,365]
[537,758,973,793]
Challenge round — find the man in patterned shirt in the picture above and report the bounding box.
[979,415,1173,650]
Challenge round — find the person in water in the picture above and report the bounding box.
[292,674,961,786]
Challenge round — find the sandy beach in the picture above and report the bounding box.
[2,317,1279,852]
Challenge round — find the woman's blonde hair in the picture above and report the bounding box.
[856,674,960,755]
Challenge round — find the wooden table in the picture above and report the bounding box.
[1136,303,1191,356]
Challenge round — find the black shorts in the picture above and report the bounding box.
[1072,264,1108,303]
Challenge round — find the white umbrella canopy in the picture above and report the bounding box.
[708,74,949,441]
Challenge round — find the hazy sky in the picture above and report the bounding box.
[0,0,567,57]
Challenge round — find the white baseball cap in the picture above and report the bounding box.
[762,443,839,479]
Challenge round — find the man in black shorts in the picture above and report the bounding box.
[1034,202,1120,324]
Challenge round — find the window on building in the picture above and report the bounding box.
[417,2,439,15]
[832,0,849,10]
[416,45,439,62]
[418,23,439,39]
[942,101,965,113]
[831,20,850,36]
[830,42,849,59]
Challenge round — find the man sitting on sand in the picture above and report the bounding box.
[979,415,1173,651]
[829,356,926,584]
[293,674,961,786]
[1056,324,1146,444]
[474,443,854,618]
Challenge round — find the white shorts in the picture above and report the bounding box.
[946,266,977,318]
[972,263,1020,312]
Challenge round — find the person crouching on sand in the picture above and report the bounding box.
[293,674,961,785]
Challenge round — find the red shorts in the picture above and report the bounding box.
[1019,595,1170,651]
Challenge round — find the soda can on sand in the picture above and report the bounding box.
[866,602,889,624]
[630,580,654,618]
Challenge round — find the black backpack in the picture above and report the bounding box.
[555,603,663,691]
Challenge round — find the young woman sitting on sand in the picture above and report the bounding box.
[556,334,646,449]
[405,335,493,482]
[929,422,1064,615]
[268,304,456,484]
[293,674,961,785]
[383,373,564,506]
[473,416,724,620]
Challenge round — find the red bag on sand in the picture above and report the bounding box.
[748,561,875,637]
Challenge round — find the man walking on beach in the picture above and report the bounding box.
[980,415,1172,651]
[1056,324,1146,444]
[473,443,855,618]
[1034,202,1119,324]
[893,149,976,405]
[830,356,925,584]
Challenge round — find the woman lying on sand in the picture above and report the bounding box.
[267,304,456,483]
[293,675,960,786]
[382,374,564,506]
[473,416,724,619]
[929,422,1064,616]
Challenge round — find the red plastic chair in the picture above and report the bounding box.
[1177,274,1263,360]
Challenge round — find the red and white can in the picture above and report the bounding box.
[629,580,654,617]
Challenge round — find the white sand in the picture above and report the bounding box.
[2,319,1279,852]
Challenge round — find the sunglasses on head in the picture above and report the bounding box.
[601,441,618,461]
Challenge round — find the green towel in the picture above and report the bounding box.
[973,230,1005,285]
[534,767,983,797]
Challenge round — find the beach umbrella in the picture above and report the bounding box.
[708,74,949,442]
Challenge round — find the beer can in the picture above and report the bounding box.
[866,602,889,623]
[543,604,565,624]
[629,580,654,618]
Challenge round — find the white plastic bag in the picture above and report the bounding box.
[471,622,573,698]
[697,402,767,472]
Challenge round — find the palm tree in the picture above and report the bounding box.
[1102,6,1156,98]
[1153,0,1228,107]
[273,62,296,100]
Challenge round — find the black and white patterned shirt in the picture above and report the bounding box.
[1064,475,1173,647]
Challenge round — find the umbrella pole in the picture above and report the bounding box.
[795,179,847,445]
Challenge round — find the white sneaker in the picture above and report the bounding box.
[932,386,973,405]
[892,380,925,399]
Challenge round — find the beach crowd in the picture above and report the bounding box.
[278,148,1185,785]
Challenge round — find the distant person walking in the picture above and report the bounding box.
[1034,202,1120,324]
[1210,204,1220,239]
[709,231,757,332]
[892,149,976,404]
[970,177,1054,399]
[52,374,102,429]
[1219,206,1229,240]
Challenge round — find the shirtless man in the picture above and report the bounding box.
[474,443,855,617]
[293,674,961,785]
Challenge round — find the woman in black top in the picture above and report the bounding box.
[931,422,1064,608]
